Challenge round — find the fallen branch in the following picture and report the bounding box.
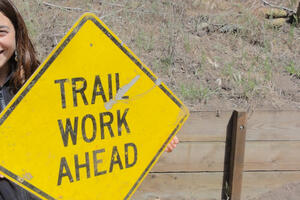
[42,2,101,14]
[260,0,296,15]
[99,8,123,19]
[42,2,151,21]
[99,2,124,7]
[43,2,84,12]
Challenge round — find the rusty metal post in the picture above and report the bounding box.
[222,111,247,200]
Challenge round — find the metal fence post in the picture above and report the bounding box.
[222,110,247,200]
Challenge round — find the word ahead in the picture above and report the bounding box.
[57,143,137,185]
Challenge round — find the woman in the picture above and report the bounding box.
[0,0,40,199]
[0,0,178,199]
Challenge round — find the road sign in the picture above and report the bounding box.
[0,13,189,200]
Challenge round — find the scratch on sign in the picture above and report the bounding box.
[104,75,140,110]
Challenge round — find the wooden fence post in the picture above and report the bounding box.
[222,110,247,200]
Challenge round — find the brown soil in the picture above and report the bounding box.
[12,0,300,112]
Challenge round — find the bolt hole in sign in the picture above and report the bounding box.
[0,13,189,200]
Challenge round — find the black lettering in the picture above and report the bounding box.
[100,112,114,139]
[115,73,119,93]
[93,149,107,176]
[117,108,130,136]
[82,114,97,143]
[72,77,88,107]
[115,73,129,99]
[91,75,107,104]
[57,157,73,186]
[74,152,90,181]
[54,79,68,109]
[58,117,78,147]
[109,146,123,173]
[108,74,113,100]
[125,143,137,168]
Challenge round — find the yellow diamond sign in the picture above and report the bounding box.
[0,13,189,200]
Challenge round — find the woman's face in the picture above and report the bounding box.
[0,12,16,70]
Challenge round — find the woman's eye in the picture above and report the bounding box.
[0,30,8,35]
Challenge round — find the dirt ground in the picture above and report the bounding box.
[12,0,300,112]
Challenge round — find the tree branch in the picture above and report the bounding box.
[99,2,124,7]
[42,2,101,14]
[99,8,123,19]
[260,0,296,15]
[42,2,150,20]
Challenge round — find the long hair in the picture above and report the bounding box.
[0,0,40,94]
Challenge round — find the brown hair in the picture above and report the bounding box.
[0,0,40,93]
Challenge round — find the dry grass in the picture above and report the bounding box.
[12,0,300,111]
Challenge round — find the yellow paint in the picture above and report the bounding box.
[0,13,189,200]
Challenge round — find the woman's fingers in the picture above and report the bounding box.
[165,144,172,152]
[0,174,5,178]
[173,136,179,144]
[165,136,179,153]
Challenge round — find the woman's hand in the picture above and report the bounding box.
[165,136,179,153]
[0,174,4,178]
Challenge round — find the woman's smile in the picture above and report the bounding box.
[0,12,16,71]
